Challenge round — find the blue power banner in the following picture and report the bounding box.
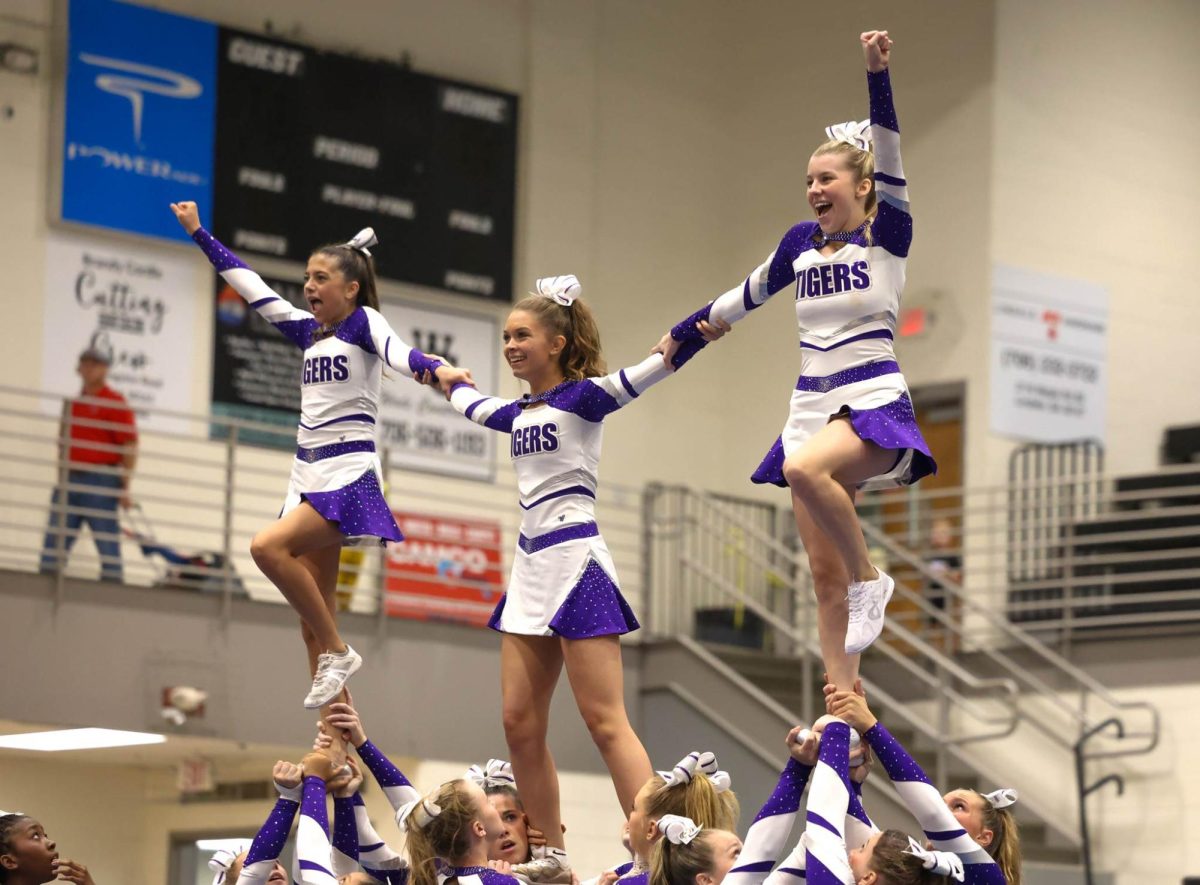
[62,0,217,243]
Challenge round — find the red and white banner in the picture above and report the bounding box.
[385,512,505,627]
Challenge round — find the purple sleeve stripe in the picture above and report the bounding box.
[618,370,639,399]
[867,69,899,132]
[805,811,840,838]
[450,382,474,394]
[357,739,412,788]
[874,171,906,187]
[741,278,756,312]
[464,398,488,419]
[250,295,282,309]
[300,860,336,877]
[776,869,805,879]
[730,861,776,874]
[385,337,392,367]
[361,841,386,852]
[925,827,968,840]
[670,303,714,341]
[244,798,300,864]
[302,775,329,823]
[863,723,932,786]
[191,227,250,271]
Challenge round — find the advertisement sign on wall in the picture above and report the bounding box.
[990,264,1109,444]
[61,0,216,244]
[41,230,199,433]
[384,512,505,627]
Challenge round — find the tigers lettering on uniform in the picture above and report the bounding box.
[796,260,872,299]
[302,354,350,384]
[511,422,560,458]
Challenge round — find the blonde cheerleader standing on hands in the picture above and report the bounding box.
[171,201,472,711]
[659,30,935,691]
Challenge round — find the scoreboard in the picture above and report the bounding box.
[59,0,518,301]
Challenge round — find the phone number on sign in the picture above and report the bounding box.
[381,421,487,456]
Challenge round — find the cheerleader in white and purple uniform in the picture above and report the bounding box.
[650,723,963,885]
[827,688,1022,885]
[170,202,471,711]
[659,30,934,690]
[426,275,718,882]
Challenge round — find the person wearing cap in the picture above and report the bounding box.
[38,343,138,583]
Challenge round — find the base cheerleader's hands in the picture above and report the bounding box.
[328,756,364,798]
[51,858,95,885]
[302,750,348,783]
[325,698,369,748]
[651,317,732,370]
[860,30,893,73]
[786,724,821,766]
[169,200,202,235]
[273,760,305,797]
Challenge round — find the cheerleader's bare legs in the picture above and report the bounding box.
[251,501,361,711]
[501,634,653,866]
[784,417,899,689]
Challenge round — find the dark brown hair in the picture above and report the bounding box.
[0,814,32,884]
[869,830,950,885]
[311,243,380,312]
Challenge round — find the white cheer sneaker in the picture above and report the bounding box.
[844,568,895,654]
[512,847,572,884]
[303,644,363,709]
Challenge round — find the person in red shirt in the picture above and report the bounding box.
[39,344,138,582]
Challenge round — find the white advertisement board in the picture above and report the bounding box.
[990,264,1109,444]
[376,300,499,482]
[41,230,198,433]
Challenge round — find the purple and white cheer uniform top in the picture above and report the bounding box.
[191,228,444,544]
[672,69,935,491]
[448,353,677,637]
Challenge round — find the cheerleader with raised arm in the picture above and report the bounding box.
[656,30,934,692]
[170,202,472,711]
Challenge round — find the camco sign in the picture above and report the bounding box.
[385,512,505,628]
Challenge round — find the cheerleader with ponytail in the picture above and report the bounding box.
[826,685,1020,885]
[426,275,726,882]
[171,201,473,711]
[619,752,740,885]
[400,780,515,885]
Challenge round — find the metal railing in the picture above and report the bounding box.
[0,385,646,628]
[645,476,1169,848]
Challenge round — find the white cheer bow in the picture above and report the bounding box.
[657,814,703,845]
[535,274,581,307]
[0,810,24,817]
[397,796,443,832]
[466,758,516,790]
[208,840,252,885]
[345,227,379,257]
[824,119,872,152]
[983,788,1018,809]
[905,837,965,882]
[657,751,731,793]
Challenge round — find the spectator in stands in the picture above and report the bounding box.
[38,342,138,583]
[925,516,961,646]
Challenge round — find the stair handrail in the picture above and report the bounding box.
[651,483,1159,762]
[857,513,1160,758]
